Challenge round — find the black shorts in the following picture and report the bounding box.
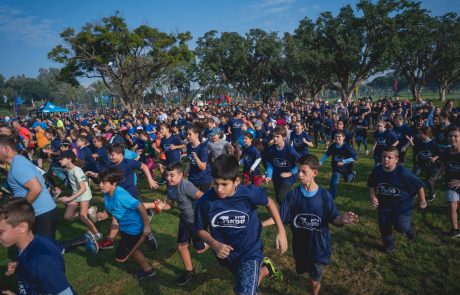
[177,220,205,251]
[115,232,143,260]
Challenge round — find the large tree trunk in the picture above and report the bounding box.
[439,84,447,101]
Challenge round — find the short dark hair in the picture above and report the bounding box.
[243,132,254,140]
[98,167,125,184]
[0,198,35,229]
[166,162,183,173]
[0,135,18,150]
[107,143,125,155]
[297,154,320,170]
[211,154,239,181]
[273,125,287,138]
[383,146,399,157]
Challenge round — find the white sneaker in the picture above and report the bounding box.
[365,150,369,156]
[88,206,98,223]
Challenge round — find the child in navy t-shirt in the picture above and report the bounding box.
[1,198,76,295]
[265,126,300,204]
[186,125,213,192]
[195,154,287,295]
[320,131,357,199]
[290,122,313,157]
[368,147,426,253]
[240,132,264,186]
[263,154,358,295]
[372,120,399,165]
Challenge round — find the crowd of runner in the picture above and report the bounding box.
[0,96,459,295]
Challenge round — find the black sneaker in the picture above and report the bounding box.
[176,269,195,285]
[427,194,436,202]
[450,229,460,238]
[134,268,157,280]
[144,232,159,250]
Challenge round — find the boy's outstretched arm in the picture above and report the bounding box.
[265,198,288,254]
[197,229,233,259]
[332,211,359,226]
[140,163,159,189]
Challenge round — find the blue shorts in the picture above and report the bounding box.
[234,259,262,295]
[446,189,460,202]
[177,220,205,251]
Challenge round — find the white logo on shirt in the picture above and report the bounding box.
[377,183,400,197]
[377,138,387,145]
[447,161,460,172]
[293,214,321,231]
[273,158,288,167]
[211,210,249,228]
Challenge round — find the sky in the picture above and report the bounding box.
[0,0,459,82]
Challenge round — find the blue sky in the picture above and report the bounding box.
[0,0,459,81]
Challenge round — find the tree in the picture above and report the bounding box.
[282,18,329,99]
[48,14,193,113]
[392,2,436,101]
[316,0,401,101]
[428,13,460,101]
[195,29,282,101]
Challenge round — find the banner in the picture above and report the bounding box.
[355,85,359,97]
[393,79,398,94]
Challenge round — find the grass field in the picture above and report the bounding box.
[1,140,460,295]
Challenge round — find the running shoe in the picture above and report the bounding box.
[176,269,195,285]
[84,232,99,255]
[144,232,159,250]
[450,229,460,238]
[134,268,157,280]
[427,194,436,202]
[98,238,115,249]
[88,206,98,223]
[262,257,282,280]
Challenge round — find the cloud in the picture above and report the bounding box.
[0,5,58,47]
[258,0,295,8]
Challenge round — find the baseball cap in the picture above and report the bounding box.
[208,128,221,138]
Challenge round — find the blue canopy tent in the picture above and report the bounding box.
[29,102,69,114]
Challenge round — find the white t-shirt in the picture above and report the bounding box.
[68,166,92,202]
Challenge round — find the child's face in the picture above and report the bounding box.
[0,219,23,247]
[166,170,183,186]
[212,134,220,142]
[298,164,318,185]
[382,151,398,169]
[109,151,124,164]
[243,136,252,147]
[59,157,72,167]
[376,123,386,132]
[187,131,198,142]
[76,139,84,147]
[448,130,459,148]
[159,126,169,136]
[334,134,345,145]
[94,139,102,148]
[99,181,116,194]
[213,178,239,199]
[272,134,284,146]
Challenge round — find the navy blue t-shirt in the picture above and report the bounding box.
[187,142,212,185]
[111,158,142,198]
[413,139,439,163]
[78,146,97,173]
[17,235,74,295]
[279,186,339,265]
[50,137,61,167]
[290,131,311,156]
[96,145,111,172]
[392,124,412,148]
[194,185,269,268]
[367,164,423,213]
[440,150,460,189]
[325,143,357,174]
[242,144,261,175]
[229,118,243,142]
[160,134,183,165]
[373,130,398,157]
[266,144,300,183]
[355,119,368,138]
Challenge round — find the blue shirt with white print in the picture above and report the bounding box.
[187,142,212,185]
[266,144,300,183]
[279,186,339,265]
[367,164,423,213]
[194,185,269,268]
[325,142,357,174]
